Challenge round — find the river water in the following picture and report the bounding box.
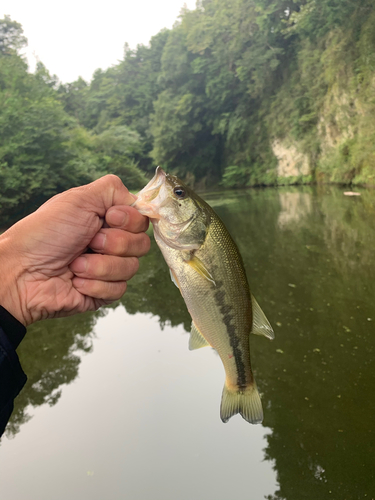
[0,186,374,499]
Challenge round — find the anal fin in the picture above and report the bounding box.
[189,322,210,350]
[251,294,274,340]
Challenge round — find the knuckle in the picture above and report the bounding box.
[107,281,127,300]
[140,234,151,255]
[104,174,122,185]
[126,207,149,232]
[119,235,130,254]
[118,281,128,296]
[127,257,139,276]
[95,256,110,278]
[107,174,127,192]
[94,174,127,194]
[127,233,150,257]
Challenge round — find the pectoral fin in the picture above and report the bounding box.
[186,255,216,285]
[189,322,210,350]
[251,294,275,340]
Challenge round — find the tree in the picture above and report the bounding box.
[0,15,27,56]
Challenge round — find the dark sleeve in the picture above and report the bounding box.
[0,306,27,437]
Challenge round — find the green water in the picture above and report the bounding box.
[1,186,374,499]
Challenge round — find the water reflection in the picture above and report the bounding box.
[213,186,375,500]
[277,190,312,228]
[2,185,375,499]
[1,310,278,500]
[4,311,103,437]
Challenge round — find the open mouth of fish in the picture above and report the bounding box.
[132,166,166,218]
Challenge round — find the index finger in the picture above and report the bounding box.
[54,175,138,219]
[106,205,149,233]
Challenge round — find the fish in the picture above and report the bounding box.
[133,167,274,424]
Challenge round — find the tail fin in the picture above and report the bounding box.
[220,383,263,424]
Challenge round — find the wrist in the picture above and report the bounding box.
[0,231,28,327]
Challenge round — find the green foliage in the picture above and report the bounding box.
[0,15,27,55]
[0,56,80,212]
[221,165,249,188]
[91,125,147,188]
[2,0,375,217]
[149,25,222,181]
[58,30,170,173]
[0,23,148,220]
[64,125,147,190]
[57,77,89,124]
[286,0,363,41]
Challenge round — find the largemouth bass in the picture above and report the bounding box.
[133,167,274,424]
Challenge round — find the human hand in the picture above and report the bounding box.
[0,175,150,326]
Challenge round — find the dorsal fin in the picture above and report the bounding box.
[189,322,210,350]
[251,294,274,340]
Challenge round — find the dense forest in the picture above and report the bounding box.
[1,0,375,218]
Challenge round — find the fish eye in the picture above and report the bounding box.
[173,187,186,199]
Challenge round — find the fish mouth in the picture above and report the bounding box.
[132,166,166,218]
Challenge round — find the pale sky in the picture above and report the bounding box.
[2,0,197,83]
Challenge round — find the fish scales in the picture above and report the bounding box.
[133,167,274,424]
[156,213,253,391]
[200,213,253,390]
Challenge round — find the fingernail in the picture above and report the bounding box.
[90,232,106,250]
[108,209,128,227]
[70,256,87,273]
